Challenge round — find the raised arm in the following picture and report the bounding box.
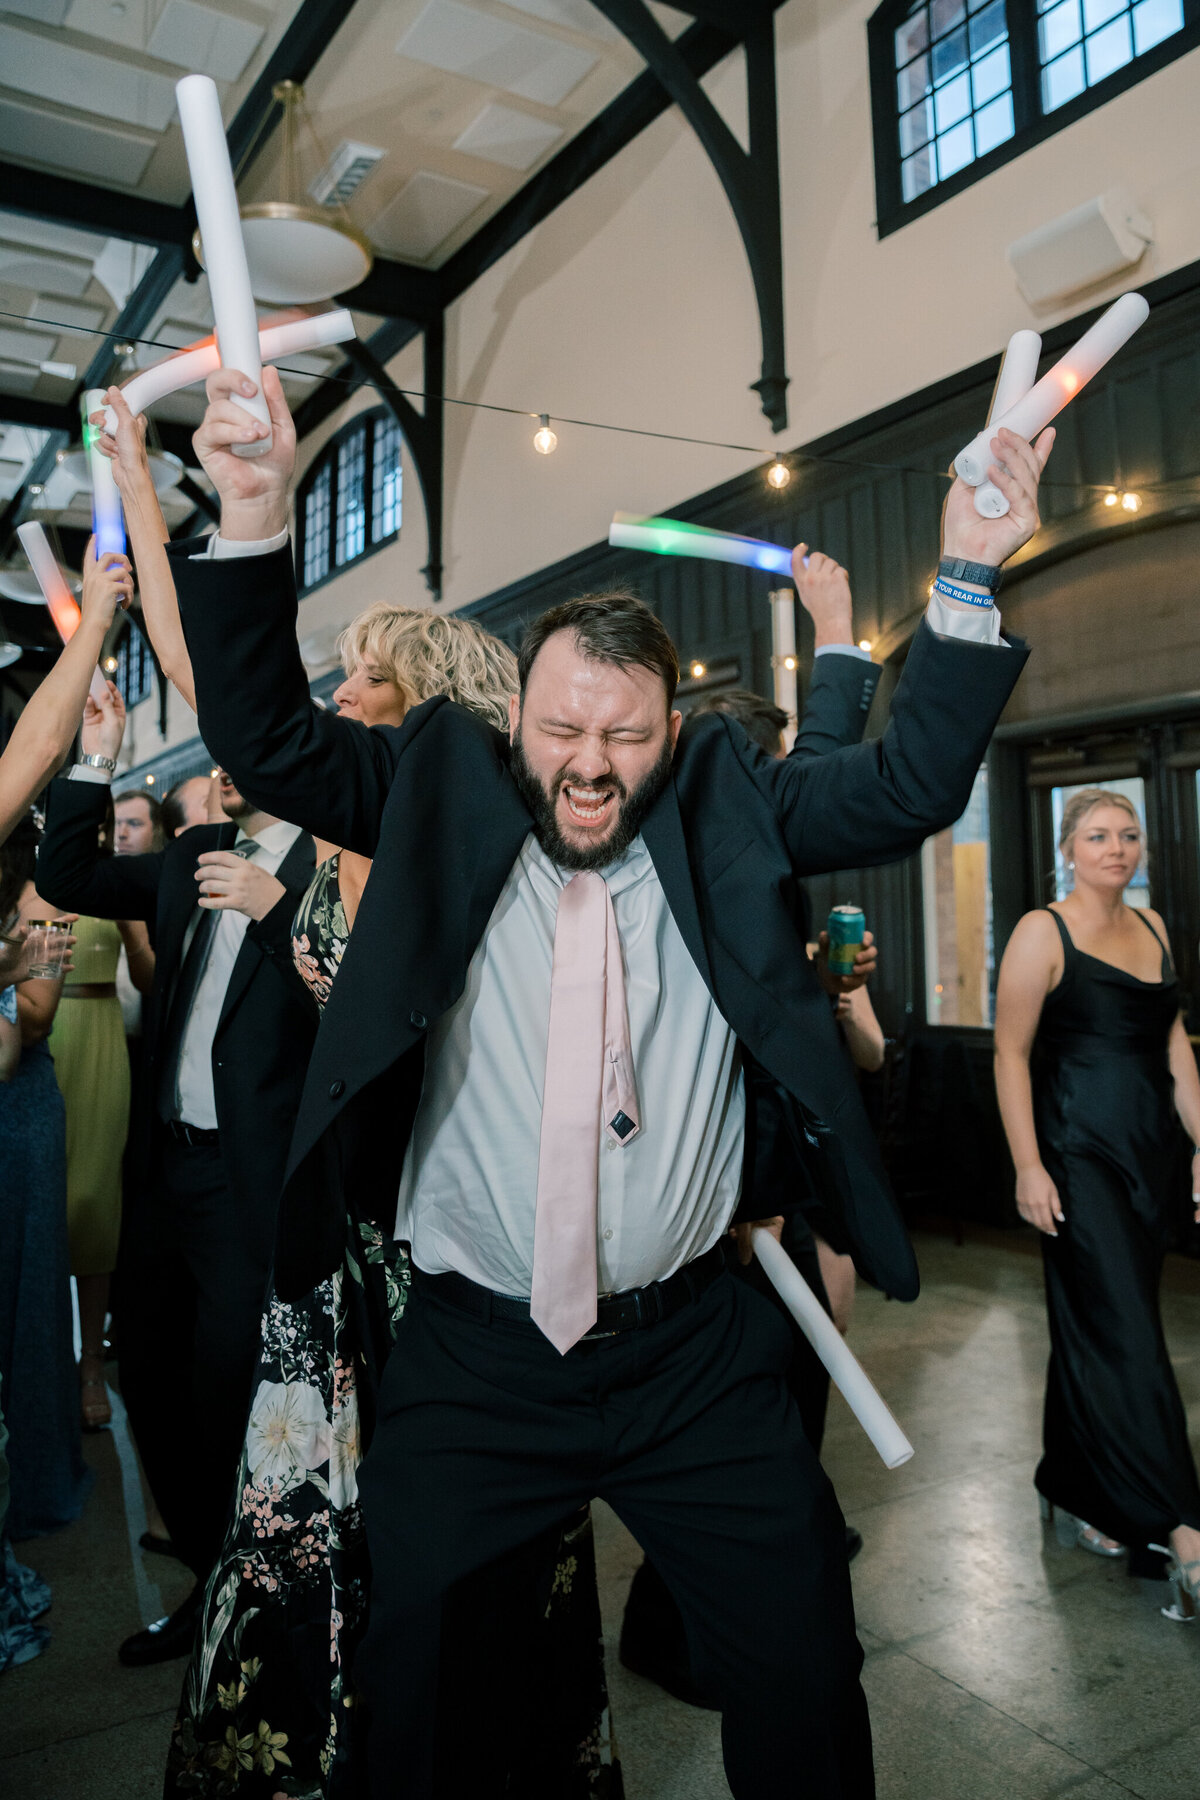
[94,387,197,712]
[0,539,132,844]
[994,909,1064,1235]
[38,764,164,923]
[739,426,1053,873]
[169,367,404,852]
[791,552,879,762]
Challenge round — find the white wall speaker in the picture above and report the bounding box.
[1007,189,1152,307]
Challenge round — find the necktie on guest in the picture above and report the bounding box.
[154,836,258,1123]
[531,870,640,1354]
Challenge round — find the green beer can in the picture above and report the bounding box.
[827,904,865,978]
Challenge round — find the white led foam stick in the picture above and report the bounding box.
[954,293,1149,503]
[99,310,357,433]
[17,522,108,706]
[176,73,271,456]
[609,513,804,575]
[752,1227,914,1468]
[82,386,125,558]
[971,329,1042,519]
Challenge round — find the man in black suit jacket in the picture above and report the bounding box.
[38,704,316,1666]
[170,368,1049,1798]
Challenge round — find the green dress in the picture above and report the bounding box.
[48,916,131,1278]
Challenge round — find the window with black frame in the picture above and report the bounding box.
[112,615,152,709]
[297,407,403,594]
[869,0,1198,234]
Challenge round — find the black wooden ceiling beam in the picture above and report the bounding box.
[0,164,191,250]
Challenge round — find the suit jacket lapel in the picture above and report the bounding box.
[641,775,713,991]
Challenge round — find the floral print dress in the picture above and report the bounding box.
[166,857,623,1798]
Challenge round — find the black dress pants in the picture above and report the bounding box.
[117,1131,273,1580]
[356,1263,874,1800]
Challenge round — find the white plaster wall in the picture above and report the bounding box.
[132,0,1200,752]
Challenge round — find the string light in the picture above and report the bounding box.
[103,655,119,673]
[690,661,706,679]
[858,639,873,653]
[145,774,155,785]
[1121,491,1141,512]
[783,655,797,671]
[533,414,558,456]
[1104,491,1119,507]
[766,459,791,490]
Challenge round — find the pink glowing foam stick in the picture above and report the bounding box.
[17,521,108,705]
[971,329,1042,519]
[101,310,357,432]
[954,293,1149,496]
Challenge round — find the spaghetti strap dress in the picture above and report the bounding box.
[1032,906,1200,1551]
[167,855,623,1798]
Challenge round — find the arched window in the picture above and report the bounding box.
[869,0,1199,235]
[297,407,403,594]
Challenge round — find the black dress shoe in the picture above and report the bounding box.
[118,1590,201,1667]
[845,1527,864,1563]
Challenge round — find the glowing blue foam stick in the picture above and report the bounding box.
[609,512,800,575]
[82,387,125,558]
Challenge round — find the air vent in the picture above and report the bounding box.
[309,141,386,209]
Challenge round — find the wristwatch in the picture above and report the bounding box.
[79,753,117,773]
[938,556,1003,594]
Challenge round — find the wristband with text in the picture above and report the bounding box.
[938,556,1002,593]
[932,576,994,610]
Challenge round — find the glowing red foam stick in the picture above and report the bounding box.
[17,521,108,705]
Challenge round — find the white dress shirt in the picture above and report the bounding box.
[395,834,745,1294]
[172,818,301,1127]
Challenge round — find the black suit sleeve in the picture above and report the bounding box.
[38,778,164,920]
[244,844,318,1000]
[725,619,1027,876]
[792,653,880,763]
[169,540,409,856]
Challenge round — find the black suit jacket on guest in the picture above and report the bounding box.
[37,778,317,1225]
[171,540,1026,1306]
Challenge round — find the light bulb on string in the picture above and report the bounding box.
[1104,491,1119,507]
[690,661,706,680]
[766,459,791,490]
[533,413,557,456]
[103,656,118,674]
[858,639,873,653]
[783,655,797,672]
[1121,491,1141,512]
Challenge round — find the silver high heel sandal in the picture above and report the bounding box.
[1148,1544,1200,1623]
[1038,1494,1125,1558]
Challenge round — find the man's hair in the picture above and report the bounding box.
[114,788,165,849]
[518,591,680,706]
[161,778,205,839]
[338,603,518,733]
[691,688,788,755]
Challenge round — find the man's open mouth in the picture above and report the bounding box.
[561,784,615,826]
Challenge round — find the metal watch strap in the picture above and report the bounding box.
[937,556,1002,594]
[79,753,117,772]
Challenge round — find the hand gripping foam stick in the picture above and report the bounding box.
[609,513,802,576]
[971,329,1042,520]
[82,387,125,558]
[954,292,1149,497]
[17,522,108,706]
[98,311,358,434]
[751,1227,915,1469]
[176,73,271,457]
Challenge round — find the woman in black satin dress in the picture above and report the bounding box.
[995,787,1200,1621]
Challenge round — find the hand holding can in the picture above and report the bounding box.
[826,905,866,979]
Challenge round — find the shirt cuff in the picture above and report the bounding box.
[193,528,290,562]
[925,590,1004,647]
[69,764,112,785]
[813,644,872,663]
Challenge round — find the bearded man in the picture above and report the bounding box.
[169,364,1051,1798]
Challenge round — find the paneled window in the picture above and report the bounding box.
[921,765,995,1026]
[871,0,1198,233]
[114,616,152,709]
[297,407,404,595]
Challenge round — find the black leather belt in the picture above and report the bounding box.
[421,1241,726,1339]
[165,1119,220,1147]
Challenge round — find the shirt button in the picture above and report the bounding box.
[603,1229,614,1241]
[329,1080,345,1099]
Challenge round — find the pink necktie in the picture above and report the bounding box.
[530,871,640,1354]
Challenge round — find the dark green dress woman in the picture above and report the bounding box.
[166,855,623,1798]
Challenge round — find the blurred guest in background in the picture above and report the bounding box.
[114,790,163,856]
[0,816,91,1541]
[161,777,218,839]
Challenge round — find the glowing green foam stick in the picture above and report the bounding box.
[609,512,801,575]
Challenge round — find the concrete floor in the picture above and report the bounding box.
[3,1227,1199,1799]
